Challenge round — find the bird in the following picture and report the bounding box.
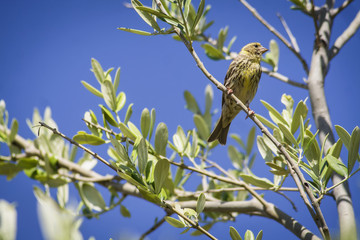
[207,42,268,145]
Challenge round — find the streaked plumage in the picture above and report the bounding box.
[208,42,268,145]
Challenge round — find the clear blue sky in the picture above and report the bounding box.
[1,0,359,239]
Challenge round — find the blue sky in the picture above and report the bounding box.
[1,0,360,239]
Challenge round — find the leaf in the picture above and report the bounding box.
[335,125,351,149]
[230,134,246,150]
[137,138,148,175]
[154,158,170,194]
[81,81,103,98]
[217,26,228,51]
[120,205,131,218]
[100,105,118,127]
[114,67,121,91]
[227,36,237,53]
[119,122,137,141]
[184,91,201,114]
[124,103,133,125]
[201,43,225,60]
[244,230,255,240]
[291,100,308,134]
[230,226,242,240]
[165,216,186,228]
[228,145,244,169]
[278,123,298,147]
[190,0,205,34]
[131,0,160,31]
[256,230,263,240]
[326,155,347,177]
[101,79,117,112]
[193,114,210,140]
[91,58,105,83]
[204,84,213,115]
[260,100,288,126]
[81,183,106,211]
[0,200,17,240]
[348,126,360,174]
[196,193,206,214]
[117,27,153,36]
[128,121,142,138]
[246,127,256,155]
[149,108,156,140]
[257,136,273,162]
[141,108,150,138]
[0,162,21,180]
[240,173,274,188]
[264,40,279,71]
[116,92,126,112]
[73,131,105,145]
[8,119,18,144]
[155,122,168,156]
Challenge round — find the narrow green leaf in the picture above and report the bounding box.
[118,27,153,36]
[128,121,142,138]
[114,67,121,91]
[204,84,213,114]
[184,91,201,114]
[124,103,133,125]
[246,127,256,155]
[137,138,148,174]
[149,108,156,140]
[136,6,179,27]
[190,129,199,158]
[120,205,131,218]
[155,122,168,156]
[244,230,255,240]
[154,158,169,194]
[227,36,237,53]
[140,108,150,138]
[230,134,246,150]
[201,43,225,60]
[261,100,288,126]
[348,126,360,174]
[335,125,351,149]
[240,173,274,188]
[217,26,228,50]
[228,145,244,169]
[326,155,347,177]
[81,183,106,211]
[0,200,17,240]
[190,0,205,34]
[194,114,210,140]
[91,58,105,83]
[183,0,192,20]
[230,226,242,240]
[196,193,206,214]
[119,122,137,141]
[73,131,105,145]
[174,167,184,187]
[165,216,186,228]
[81,81,103,98]
[116,92,126,112]
[101,79,117,112]
[8,119,18,144]
[256,136,273,162]
[131,0,160,31]
[278,123,298,147]
[291,100,308,134]
[100,105,118,127]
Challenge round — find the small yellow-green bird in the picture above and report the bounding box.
[208,42,268,145]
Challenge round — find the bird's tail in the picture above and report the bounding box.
[207,116,230,145]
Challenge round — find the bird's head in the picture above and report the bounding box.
[240,42,268,61]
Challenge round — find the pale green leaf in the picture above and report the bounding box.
[230,226,242,240]
[165,216,186,228]
[155,122,168,156]
[196,193,206,214]
[184,90,201,114]
[141,108,150,138]
[73,131,105,145]
[101,79,117,112]
[194,114,210,140]
[81,81,103,98]
[154,158,169,194]
[240,173,274,188]
[137,138,148,174]
[201,43,225,60]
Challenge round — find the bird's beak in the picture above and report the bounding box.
[260,47,268,54]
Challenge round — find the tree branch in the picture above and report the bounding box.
[262,67,308,89]
[277,13,300,53]
[331,0,354,17]
[238,0,309,74]
[329,10,360,59]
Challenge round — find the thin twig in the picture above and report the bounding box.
[140,215,169,240]
[277,13,300,53]
[310,0,321,46]
[238,0,309,74]
[325,168,360,193]
[329,10,360,59]
[331,0,354,17]
[262,67,308,89]
[38,121,117,171]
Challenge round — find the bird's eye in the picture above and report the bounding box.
[254,44,259,48]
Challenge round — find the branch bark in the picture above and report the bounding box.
[307,2,357,239]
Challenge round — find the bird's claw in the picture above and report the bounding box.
[245,108,255,119]
[226,88,233,95]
